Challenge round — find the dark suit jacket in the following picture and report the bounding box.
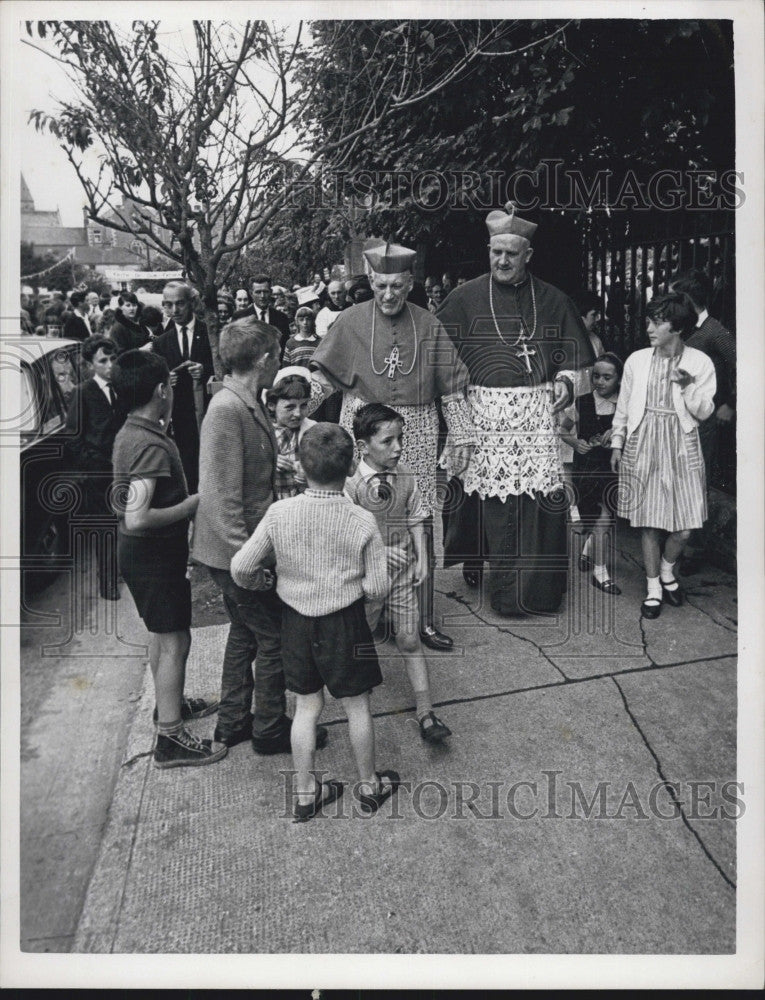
[65,377,127,515]
[63,312,92,342]
[151,320,214,492]
[231,305,291,356]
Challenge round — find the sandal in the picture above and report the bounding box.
[293,778,344,823]
[355,770,400,814]
[418,711,452,744]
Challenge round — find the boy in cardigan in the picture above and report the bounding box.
[231,423,399,820]
[346,403,452,745]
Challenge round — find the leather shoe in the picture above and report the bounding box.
[214,714,254,748]
[661,582,684,607]
[578,554,593,572]
[420,625,454,651]
[591,575,621,595]
[641,599,662,619]
[252,722,329,756]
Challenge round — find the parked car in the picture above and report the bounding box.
[18,337,86,594]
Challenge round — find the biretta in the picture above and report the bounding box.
[486,201,538,242]
[363,240,417,274]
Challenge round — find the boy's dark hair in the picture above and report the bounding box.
[219,317,279,374]
[111,349,169,410]
[141,305,163,329]
[592,352,624,380]
[573,289,600,316]
[81,335,116,363]
[299,423,354,484]
[352,402,404,442]
[669,268,710,311]
[266,374,311,410]
[250,273,271,287]
[646,292,697,337]
[69,290,87,309]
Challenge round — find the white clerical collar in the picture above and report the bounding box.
[358,458,396,480]
[696,309,709,328]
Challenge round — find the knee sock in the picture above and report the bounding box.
[645,576,662,603]
[414,689,433,721]
[660,557,679,590]
[582,533,593,557]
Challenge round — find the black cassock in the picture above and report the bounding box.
[437,273,594,615]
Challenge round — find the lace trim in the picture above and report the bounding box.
[459,384,564,501]
[441,392,477,448]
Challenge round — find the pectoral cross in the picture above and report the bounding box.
[516,339,536,374]
[384,345,402,379]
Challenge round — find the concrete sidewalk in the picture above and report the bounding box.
[72,527,737,955]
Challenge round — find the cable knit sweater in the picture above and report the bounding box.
[230,490,390,616]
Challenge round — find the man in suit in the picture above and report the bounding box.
[233,274,291,358]
[151,281,214,492]
[65,336,127,599]
[63,290,93,342]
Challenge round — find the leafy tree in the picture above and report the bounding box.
[26,18,540,364]
[295,19,734,281]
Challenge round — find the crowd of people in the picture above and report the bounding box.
[44,201,735,821]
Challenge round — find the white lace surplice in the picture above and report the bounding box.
[461,384,564,502]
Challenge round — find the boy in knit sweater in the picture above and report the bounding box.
[346,403,452,745]
[231,423,399,820]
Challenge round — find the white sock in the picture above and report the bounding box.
[660,557,678,589]
[646,576,662,604]
[570,504,581,523]
[582,533,593,557]
[593,563,610,583]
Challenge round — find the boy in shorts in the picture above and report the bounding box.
[347,403,452,744]
[231,423,399,820]
[111,350,226,769]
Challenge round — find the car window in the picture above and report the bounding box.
[21,346,83,442]
[19,367,40,436]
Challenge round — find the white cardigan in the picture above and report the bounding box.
[611,346,716,450]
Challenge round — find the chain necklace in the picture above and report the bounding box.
[488,273,537,347]
[370,302,418,379]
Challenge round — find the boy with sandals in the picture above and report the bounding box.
[346,403,452,744]
[231,423,400,820]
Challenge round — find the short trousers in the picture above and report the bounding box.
[365,544,420,635]
[118,532,191,633]
[281,597,383,699]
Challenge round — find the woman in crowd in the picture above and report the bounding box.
[109,292,152,354]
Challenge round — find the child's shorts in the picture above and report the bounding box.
[118,532,191,633]
[282,597,383,699]
[366,544,420,636]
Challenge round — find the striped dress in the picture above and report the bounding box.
[617,352,707,531]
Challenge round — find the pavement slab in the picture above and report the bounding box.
[73,620,736,954]
[615,658,738,882]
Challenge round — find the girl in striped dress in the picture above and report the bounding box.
[610,293,716,618]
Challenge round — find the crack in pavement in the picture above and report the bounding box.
[314,652,737,726]
[436,587,570,681]
[611,675,736,892]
